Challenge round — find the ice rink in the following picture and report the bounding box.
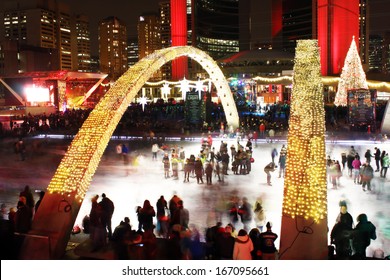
[1,134,389,258]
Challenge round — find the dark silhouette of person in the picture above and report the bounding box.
[99,193,115,240]
[352,213,377,259]
[19,185,35,217]
[111,217,133,259]
[214,225,235,260]
[249,228,262,260]
[138,200,156,232]
[156,195,168,237]
[331,212,353,259]
[259,222,278,260]
[34,191,45,214]
[205,221,223,259]
[171,200,189,229]
[14,200,31,233]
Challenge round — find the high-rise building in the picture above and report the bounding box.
[192,0,239,60]
[72,14,91,72]
[359,0,369,70]
[384,32,390,74]
[56,3,72,70]
[159,1,172,80]
[282,0,317,53]
[137,13,161,59]
[0,41,18,76]
[159,1,171,49]
[137,13,162,81]
[127,36,139,69]
[239,0,276,50]
[0,0,76,71]
[368,34,384,72]
[99,16,128,81]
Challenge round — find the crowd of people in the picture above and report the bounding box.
[0,101,388,260]
[0,135,388,260]
[328,145,389,193]
[0,185,45,259]
[0,100,290,141]
[78,191,278,260]
[330,202,378,260]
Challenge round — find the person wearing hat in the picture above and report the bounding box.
[259,222,278,260]
[233,229,254,260]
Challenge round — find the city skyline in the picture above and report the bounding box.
[60,0,390,56]
[61,0,161,55]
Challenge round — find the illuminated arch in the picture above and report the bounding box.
[20,47,239,259]
[47,46,238,201]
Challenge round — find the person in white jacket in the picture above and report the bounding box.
[233,229,254,260]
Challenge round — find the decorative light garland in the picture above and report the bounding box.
[282,40,327,222]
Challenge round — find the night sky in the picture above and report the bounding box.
[60,0,390,55]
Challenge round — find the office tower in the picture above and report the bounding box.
[0,41,18,76]
[384,32,390,74]
[127,36,139,69]
[99,16,128,81]
[0,0,75,71]
[192,0,239,60]
[239,0,274,50]
[72,14,91,72]
[159,1,172,80]
[137,13,162,81]
[359,0,369,70]
[368,34,384,72]
[282,0,317,53]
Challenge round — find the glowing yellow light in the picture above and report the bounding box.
[282,40,327,222]
[47,46,240,201]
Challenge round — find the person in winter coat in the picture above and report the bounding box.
[253,197,266,232]
[138,200,156,232]
[259,222,278,260]
[233,229,254,260]
[352,155,362,184]
[264,162,276,185]
[360,162,374,191]
[380,152,389,178]
[352,213,377,259]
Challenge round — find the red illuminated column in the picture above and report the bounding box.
[318,0,359,76]
[171,0,188,80]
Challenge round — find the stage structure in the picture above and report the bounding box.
[18,46,239,259]
[279,40,328,259]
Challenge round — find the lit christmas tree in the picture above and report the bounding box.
[334,36,368,106]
